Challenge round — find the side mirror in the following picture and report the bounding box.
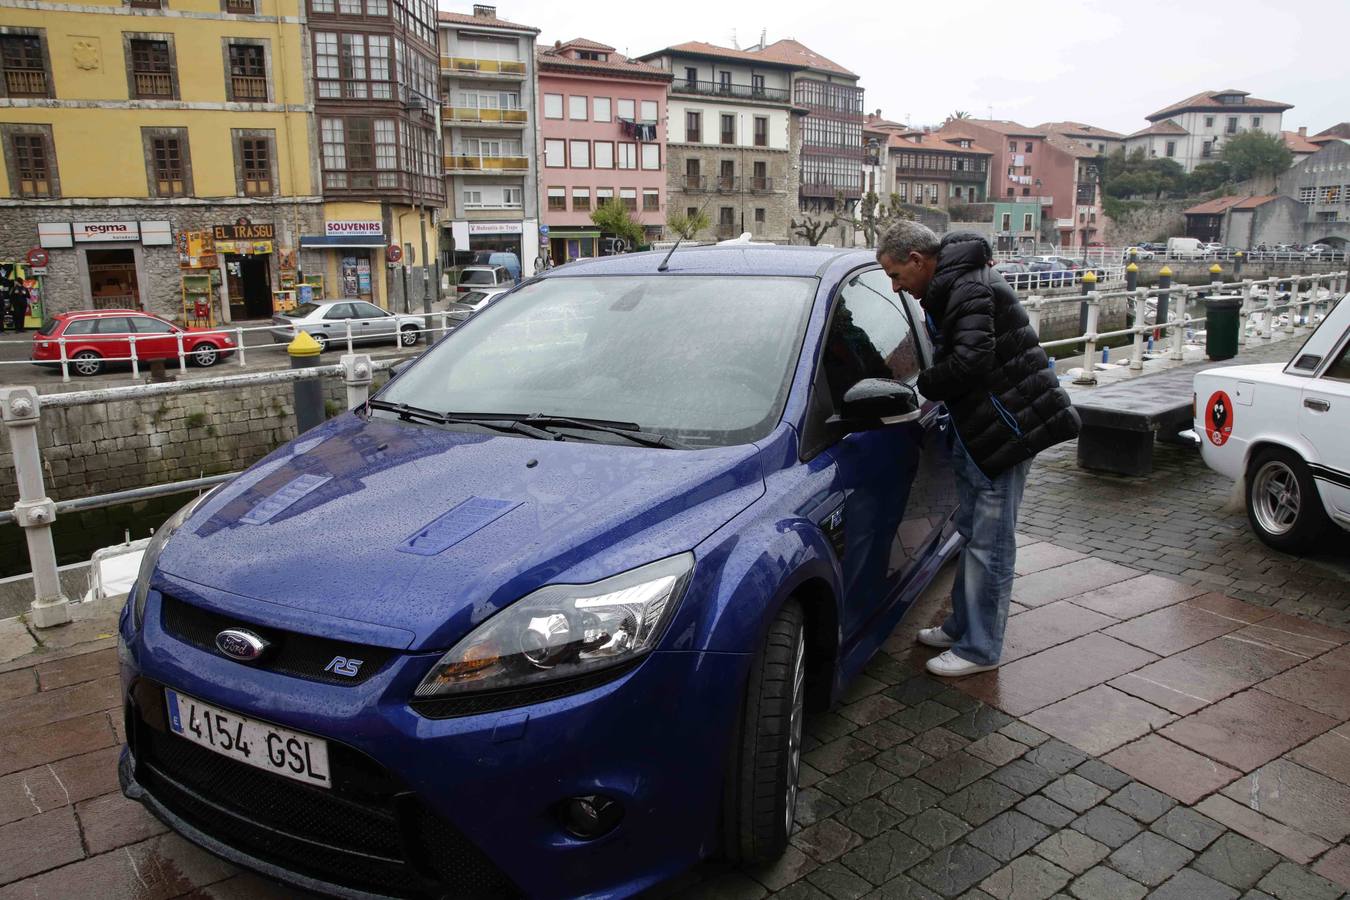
[829,378,922,432]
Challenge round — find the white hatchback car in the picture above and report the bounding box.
[1194,296,1350,551]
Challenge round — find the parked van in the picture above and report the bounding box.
[1167,237,1205,259]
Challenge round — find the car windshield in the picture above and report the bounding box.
[380,275,816,448]
[291,302,322,317]
[37,318,58,336]
[460,269,496,285]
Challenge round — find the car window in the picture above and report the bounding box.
[1323,339,1350,382]
[94,317,132,334]
[821,270,922,411]
[460,269,496,285]
[131,316,175,334]
[324,304,354,320]
[37,318,59,336]
[352,302,387,318]
[62,319,97,336]
[291,302,322,318]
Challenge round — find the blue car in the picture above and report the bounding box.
[118,245,962,899]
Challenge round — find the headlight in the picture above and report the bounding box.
[415,553,694,699]
[130,486,221,628]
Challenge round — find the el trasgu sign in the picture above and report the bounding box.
[213,222,275,241]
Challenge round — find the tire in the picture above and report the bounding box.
[725,599,807,864]
[1245,446,1330,553]
[399,324,419,347]
[312,333,329,353]
[191,342,218,367]
[72,350,103,377]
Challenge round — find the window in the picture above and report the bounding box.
[754,116,768,148]
[596,187,614,205]
[129,38,174,99]
[895,183,907,202]
[1025,142,1033,153]
[642,188,659,211]
[1022,187,1030,196]
[1001,212,1012,230]
[3,125,57,197]
[547,186,566,211]
[131,316,174,334]
[1165,140,1176,158]
[822,270,921,410]
[752,74,765,95]
[1006,188,1013,197]
[235,132,273,195]
[720,113,735,144]
[572,187,590,210]
[544,138,565,167]
[1298,186,1316,204]
[1202,140,1214,158]
[683,66,697,86]
[143,128,191,197]
[1,34,49,97]
[617,98,635,120]
[1204,116,1215,128]
[544,93,563,118]
[1024,166,1032,175]
[568,95,587,121]
[617,142,636,169]
[1023,213,1033,231]
[686,111,701,143]
[686,207,697,219]
[640,143,659,170]
[1251,116,1261,129]
[224,0,256,12]
[640,99,657,121]
[227,43,268,101]
[593,97,611,122]
[1008,141,1016,152]
[569,140,589,167]
[593,141,614,169]
[719,206,734,226]
[754,207,765,225]
[321,118,346,184]
[1226,116,1238,134]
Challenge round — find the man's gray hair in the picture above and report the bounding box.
[877,220,940,262]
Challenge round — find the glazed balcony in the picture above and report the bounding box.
[439,57,526,79]
[444,154,530,174]
[442,106,528,127]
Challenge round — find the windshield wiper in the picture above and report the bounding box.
[368,400,558,441]
[520,414,688,449]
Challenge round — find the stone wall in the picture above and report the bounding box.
[665,143,798,244]
[1101,199,1190,245]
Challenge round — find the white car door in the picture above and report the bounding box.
[353,301,395,342]
[1300,336,1350,525]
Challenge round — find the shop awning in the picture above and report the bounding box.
[300,235,386,248]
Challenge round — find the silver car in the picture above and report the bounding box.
[270,300,425,351]
[444,286,509,323]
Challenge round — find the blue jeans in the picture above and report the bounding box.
[943,435,1031,666]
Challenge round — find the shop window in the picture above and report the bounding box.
[0,33,51,98]
[2,124,58,198]
[142,127,192,197]
[233,130,275,195]
[227,42,268,101]
[86,250,141,310]
[128,37,176,100]
[642,189,659,211]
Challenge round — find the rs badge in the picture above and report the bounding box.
[323,656,363,677]
[1205,390,1233,446]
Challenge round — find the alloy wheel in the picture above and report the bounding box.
[1252,459,1301,536]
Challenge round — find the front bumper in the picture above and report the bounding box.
[119,591,749,899]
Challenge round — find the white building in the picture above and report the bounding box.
[1124,90,1291,172]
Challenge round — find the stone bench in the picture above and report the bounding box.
[1071,369,1198,475]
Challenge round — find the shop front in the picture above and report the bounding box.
[447,220,538,273]
[546,228,600,264]
[38,220,174,312]
[300,220,386,307]
[212,221,277,320]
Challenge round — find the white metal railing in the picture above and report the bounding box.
[1024,270,1348,386]
[997,246,1349,265]
[0,353,405,627]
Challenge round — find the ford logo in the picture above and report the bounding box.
[215,628,269,662]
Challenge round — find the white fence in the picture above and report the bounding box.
[996,246,1347,265]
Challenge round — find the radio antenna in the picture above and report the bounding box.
[658,195,715,272]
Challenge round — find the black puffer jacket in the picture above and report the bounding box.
[917,232,1080,478]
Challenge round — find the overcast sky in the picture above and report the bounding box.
[463,0,1345,136]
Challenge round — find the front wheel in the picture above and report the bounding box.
[725,599,806,863]
[399,325,420,347]
[1245,447,1330,553]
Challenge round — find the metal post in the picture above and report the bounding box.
[1073,272,1099,386]
[439,310,449,338]
[289,332,325,433]
[236,326,247,367]
[1285,276,1298,334]
[345,319,354,353]
[1025,296,1043,337]
[1130,288,1147,370]
[176,330,187,374]
[1125,262,1138,293]
[1239,279,1253,347]
[1170,288,1188,361]
[1233,250,1244,279]
[341,353,373,410]
[1264,279,1276,340]
[0,387,70,627]
[419,208,432,315]
[1155,265,1172,342]
[58,336,69,383]
[130,334,140,379]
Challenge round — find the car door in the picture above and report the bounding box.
[814,269,959,641]
[130,315,181,360]
[1301,334,1350,524]
[321,303,356,344]
[93,316,133,363]
[352,301,395,343]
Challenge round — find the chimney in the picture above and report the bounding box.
[1298,126,1307,137]
[472,4,496,17]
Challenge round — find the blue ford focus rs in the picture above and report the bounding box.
[118,245,962,899]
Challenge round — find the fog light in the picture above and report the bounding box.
[559,794,623,839]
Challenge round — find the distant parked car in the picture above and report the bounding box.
[456,265,513,296]
[31,309,236,376]
[444,286,510,322]
[269,300,425,352]
[1028,259,1073,287]
[993,261,1032,290]
[1123,246,1156,261]
[1167,237,1206,259]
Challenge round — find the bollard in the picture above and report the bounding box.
[1233,250,1244,278]
[1025,296,1043,337]
[289,331,325,433]
[1125,261,1138,293]
[1239,279,1254,347]
[0,387,70,628]
[1130,287,1148,370]
[1077,270,1096,336]
[341,353,373,410]
[1155,266,1172,342]
[1048,356,1055,373]
[1286,277,1299,334]
[1073,271,1099,386]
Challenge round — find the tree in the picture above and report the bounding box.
[949,110,971,120]
[852,191,913,248]
[1220,131,1293,182]
[1101,147,1187,200]
[1187,160,1234,194]
[590,198,645,249]
[792,192,853,246]
[665,208,709,240]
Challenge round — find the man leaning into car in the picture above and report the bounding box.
[877,222,1080,677]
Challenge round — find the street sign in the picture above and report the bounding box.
[613,239,627,253]
[539,224,550,236]
[386,244,403,263]
[25,247,49,268]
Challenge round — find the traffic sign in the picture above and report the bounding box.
[539,224,550,236]
[386,244,403,263]
[25,247,48,268]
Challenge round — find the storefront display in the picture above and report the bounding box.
[89,248,142,310]
[0,263,42,332]
[300,221,385,308]
[181,273,215,327]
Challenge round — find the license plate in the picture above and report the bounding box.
[164,689,331,789]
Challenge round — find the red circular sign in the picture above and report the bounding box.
[25,247,48,267]
[1205,390,1233,446]
[386,244,403,263]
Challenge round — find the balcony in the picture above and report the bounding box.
[444,154,529,173]
[748,176,774,192]
[672,79,790,104]
[443,106,527,126]
[715,176,739,193]
[231,75,268,101]
[133,72,173,98]
[440,57,526,78]
[3,68,47,96]
[681,175,708,192]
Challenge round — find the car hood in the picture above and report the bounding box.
[157,413,766,650]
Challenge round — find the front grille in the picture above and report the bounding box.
[161,593,393,685]
[131,685,518,899]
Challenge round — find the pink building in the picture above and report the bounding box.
[537,39,672,261]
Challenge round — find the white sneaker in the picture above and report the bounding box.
[925,650,999,678]
[916,626,957,649]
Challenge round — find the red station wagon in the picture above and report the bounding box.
[31,309,236,376]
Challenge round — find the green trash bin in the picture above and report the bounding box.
[1205,296,1242,361]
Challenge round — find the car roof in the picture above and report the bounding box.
[60,308,147,317]
[462,264,505,271]
[542,244,875,278]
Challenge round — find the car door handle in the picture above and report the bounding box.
[1304,398,1331,412]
